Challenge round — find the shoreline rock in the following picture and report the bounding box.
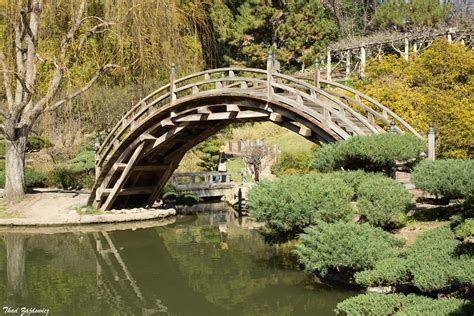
[0,208,176,226]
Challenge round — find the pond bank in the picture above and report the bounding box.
[0,189,176,226]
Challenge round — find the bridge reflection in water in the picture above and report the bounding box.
[0,208,359,315]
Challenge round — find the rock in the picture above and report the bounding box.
[367,286,395,294]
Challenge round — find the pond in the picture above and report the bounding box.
[0,207,359,315]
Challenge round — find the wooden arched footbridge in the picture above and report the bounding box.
[88,54,422,210]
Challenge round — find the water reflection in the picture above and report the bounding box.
[0,208,359,315]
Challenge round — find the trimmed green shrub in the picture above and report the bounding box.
[412,159,474,204]
[247,174,354,233]
[161,183,200,206]
[25,169,47,188]
[335,293,473,315]
[0,169,47,188]
[314,134,426,173]
[405,225,474,292]
[26,135,52,153]
[355,257,409,287]
[357,175,411,229]
[47,166,82,189]
[295,222,403,276]
[455,218,474,239]
[68,150,95,173]
[271,151,314,176]
[355,225,474,292]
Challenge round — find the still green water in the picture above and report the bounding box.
[0,211,359,315]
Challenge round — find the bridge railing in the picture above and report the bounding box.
[170,172,232,190]
[96,64,422,172]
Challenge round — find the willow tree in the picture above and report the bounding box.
[0,0,120,201]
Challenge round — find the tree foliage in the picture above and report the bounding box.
[360,40,474,158]
[247,174,354,234]
[372,0,451,31]
[271,151,314,176]
[295,222,403,276]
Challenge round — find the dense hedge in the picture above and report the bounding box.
[294,222,403,276]
[412,159,474,204]
[455,218,474,239]
[0,169,47,188]
[314,134,426,173]
[357,176,411,229]
[354,225,474,292]
[247,174,354,233]
[335,293,473,315]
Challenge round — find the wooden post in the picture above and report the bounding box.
[389,120,396,133]
[404,37,409,61]
[360,45,366,78]
[314,61,320,88]
[428,122,435,160]
[170,64,176,103]
[345,50,351,79]
[170,64,177,117]
[413,42,418,53]
[326,49,332,81]
[95,131,101,180]
[266,50,273,100]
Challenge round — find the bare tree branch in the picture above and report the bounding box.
[48,64,123,112]
[0,52,14,110]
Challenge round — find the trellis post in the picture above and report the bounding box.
[314,60,320,88]
[360,45,366,78]
[326,49,332,81]
[428,122,436,160]
[345,50,351,79]
[266,50,273,100]
[404,37,409,61]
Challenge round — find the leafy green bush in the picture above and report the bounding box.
[271,151,314,176]
[355,257,409,287]
[25,169,47,188]
[295,222,403,276]
[314,134,426,173]
[455,218,474,239]
[26,135,52,153]
[47,166,82,189]
[412,159,474,204]
[357,175,411,229]
[335,293,473,315]
[68,150,95,173]
[0,169,47,188]
[355,225,474,292]
[161,184,200,206]
[247,174,354,233]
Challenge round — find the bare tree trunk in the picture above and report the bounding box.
[5,129,27,201]
[5,234,29,302]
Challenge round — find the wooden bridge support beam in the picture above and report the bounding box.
[100,141,148,211]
